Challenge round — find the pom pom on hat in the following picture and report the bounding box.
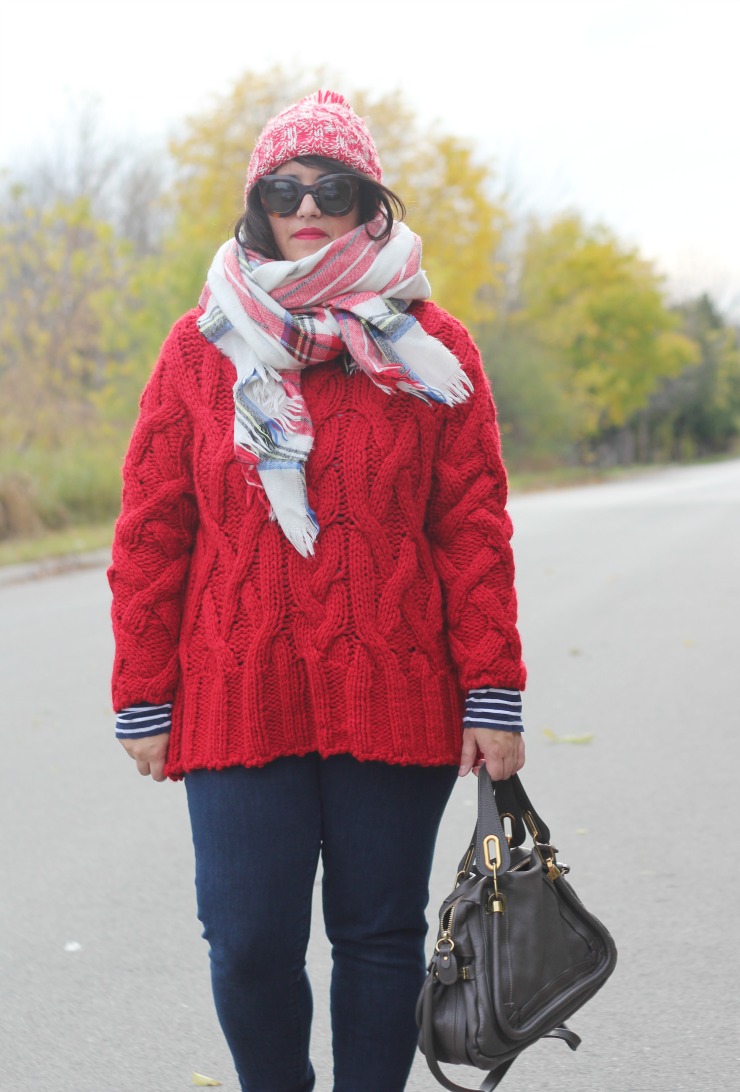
[246,90,382,197]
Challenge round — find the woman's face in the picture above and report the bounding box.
[267,161,361,262]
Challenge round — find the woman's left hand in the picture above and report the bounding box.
[120,733,170,782]
[458,728,525,781]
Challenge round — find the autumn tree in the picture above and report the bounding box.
[0,185,139,450]
[639,294,740,459]
[3,75,734,536]
[0,103,169,450]
[160,69,507,330]
[475,322,582,468]
[515,214,697,455]
[352,89,506,325]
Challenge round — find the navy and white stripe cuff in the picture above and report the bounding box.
[116,689,521,739]
[463,688,523,732]
[116,703,172,739]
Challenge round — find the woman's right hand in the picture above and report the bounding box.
[120,734,170,782]
[458,728,525,781]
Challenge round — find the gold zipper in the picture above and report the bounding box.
[439,897,461,942]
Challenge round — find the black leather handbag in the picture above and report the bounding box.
[416,770,617,1091]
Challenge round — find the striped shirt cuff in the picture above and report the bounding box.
[463,688,523,731]
[116,703,172,739]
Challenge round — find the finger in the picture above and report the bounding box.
[514,738,526,772]
[483,746,515,781]
[484,755,505,781]
[494,736,525,780]
[458,733,479,777]
[149,741,170,782]
[150,762,167,783]
[136,758,152,777]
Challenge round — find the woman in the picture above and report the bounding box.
[109,91,526,1092]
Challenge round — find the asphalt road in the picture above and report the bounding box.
[1,459,738,1092]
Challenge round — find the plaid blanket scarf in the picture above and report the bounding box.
[198,217,472,556]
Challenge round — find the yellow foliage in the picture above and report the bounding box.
[170,67,326,232]
[161,69,506,329]
[353,90,506,325]
[0,192,139,450]
[518,215,698,434]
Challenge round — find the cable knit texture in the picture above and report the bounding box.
[108,301,525,778]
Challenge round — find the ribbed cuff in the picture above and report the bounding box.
[463,688,523,731]
[115,703,172,739]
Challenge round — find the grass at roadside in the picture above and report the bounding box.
[0,521,114,567]
[507,462,657,493]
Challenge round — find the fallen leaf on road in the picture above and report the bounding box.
[543,729,595,745]
[192,1074,222,1086]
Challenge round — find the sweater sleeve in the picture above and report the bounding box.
[425,308,526,693]
[108,318,199,712]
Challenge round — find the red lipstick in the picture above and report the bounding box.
[293,228,328,239]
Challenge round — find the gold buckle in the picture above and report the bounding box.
[522,810,565,880]
[499,812,515,845]
[533,841,562,881]
[523,809,540,841]
[482,834,501,872]
[455,844,475,887]
[482,835,505,914]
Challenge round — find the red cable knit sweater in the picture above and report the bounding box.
[108,301,525,778]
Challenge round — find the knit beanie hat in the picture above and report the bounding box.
[245,90,383,197]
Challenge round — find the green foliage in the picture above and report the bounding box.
[477,322,581,468]
[518,215,698,444]
[637,295,740,460]
[0,437,126,536]
[0,186,140,449]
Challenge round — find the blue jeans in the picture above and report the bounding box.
[185,754,457,1092]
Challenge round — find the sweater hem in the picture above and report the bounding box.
[165,742,461,781]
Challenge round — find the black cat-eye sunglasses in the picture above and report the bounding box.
[257,174,359,218]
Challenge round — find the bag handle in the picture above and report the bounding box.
[505,774,552,844]
[419,975,516,1091]
[419,975,580,1091]
[483,776,528,848]
[474,771,553,879]
[455,773,556,887]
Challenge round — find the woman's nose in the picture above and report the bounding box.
[296,191,321,217]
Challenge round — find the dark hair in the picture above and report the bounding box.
[234,155,406,259]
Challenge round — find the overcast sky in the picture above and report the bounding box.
[1,0,738,316]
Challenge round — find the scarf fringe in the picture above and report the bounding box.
[260,467,319,557]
